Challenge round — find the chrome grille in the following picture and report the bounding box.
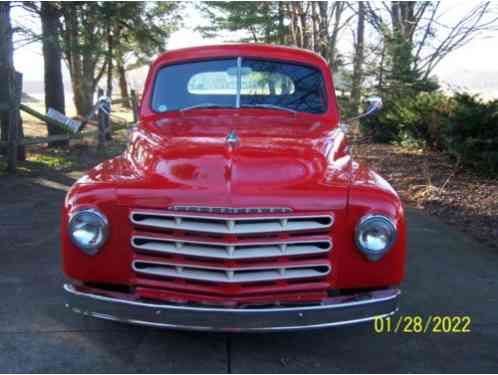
[131,235,332,260]
[132,260,331,284]
[129,209,333,288]
[130,211,333,234]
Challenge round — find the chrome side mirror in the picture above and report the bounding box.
[346,96,383,122]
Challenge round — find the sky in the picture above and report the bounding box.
[11,1,498,99]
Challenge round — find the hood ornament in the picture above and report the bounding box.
[226,130,239,147]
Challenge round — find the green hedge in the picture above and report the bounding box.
[446,94,498,173]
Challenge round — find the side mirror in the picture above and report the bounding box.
[346,96,383,122]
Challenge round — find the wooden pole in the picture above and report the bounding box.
[14,71,25,161]
[6,68,17,172]
[97,88,110,149]
[20,103,71,131]
[106,100,112,141]
[130,89,138,123]
[97,88,105,149]
[0,66,9,157]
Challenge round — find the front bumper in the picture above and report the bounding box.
[64,284,400,332]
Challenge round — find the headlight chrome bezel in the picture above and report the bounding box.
[355,214,397,261]
[68,208,109,255]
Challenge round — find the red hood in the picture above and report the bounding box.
[86,113,352,211]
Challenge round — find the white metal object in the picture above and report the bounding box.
[131,235,332,260]
[130,211,334,234]
[132,259,331,283]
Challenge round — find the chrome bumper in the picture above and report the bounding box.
[63,284,400,332]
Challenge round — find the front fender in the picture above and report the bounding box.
[334,163,406,289]
[61,161,132,285]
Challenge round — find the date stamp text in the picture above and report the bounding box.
[373,315,471,334]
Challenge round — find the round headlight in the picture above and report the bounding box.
[68,208,109,255]
[355,214,397,261]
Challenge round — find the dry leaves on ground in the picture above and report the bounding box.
[353,141,498,249]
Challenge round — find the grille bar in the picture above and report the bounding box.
[131,235,332,260]
[130,211,334,234]
[132,260,331,284]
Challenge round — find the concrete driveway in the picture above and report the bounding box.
[1,175,497,373]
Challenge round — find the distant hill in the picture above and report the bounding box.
[21,92,40,103]
[22,80,73,102]
[439,69,498,100]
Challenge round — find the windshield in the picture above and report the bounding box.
[151,57,327,114]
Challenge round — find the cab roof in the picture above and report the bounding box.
[152,43,330,70]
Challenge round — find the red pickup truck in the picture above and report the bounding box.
[62,44,405,331]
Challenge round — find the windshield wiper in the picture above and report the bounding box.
[240,104,297,114]
[180,103,232,112]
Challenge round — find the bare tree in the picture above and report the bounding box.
[105,24,114,98]
[416,2,498,79]
[311,2,320,53]
[328,2,348,66]
[366,1,498,82]
[351,2,366,113]
[287,2,352,68]
[198,2,354,67]
[317,2,330,57]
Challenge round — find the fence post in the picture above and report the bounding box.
[14,71,25,161]
[105,99,112,142]
[0,67,8,156]
[99,87,112,141]
[130,89,138,123]
[97,88,110,150]
[6,70,18,172]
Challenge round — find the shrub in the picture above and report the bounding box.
[360,91,451,146]
[359,96,400,143]
[445,93,498,173]
[360,90,498,174]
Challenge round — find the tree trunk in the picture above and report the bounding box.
[311,2,319,53]
[329,2,345,68]
[298,2,310,49]
[278,2,285,44]
[389,2,415,84]
[0,3,13,68]
[41,2,68,147]
[62,4,90,116]
[71,66,95,116]
[61,3,104,116]
[0,3,24,165]
[287,2,298,46]
[377,42,386,90]
[81,65,95,115]
[351,2,365,114]
[0,2,13,146]
[318,2,329,60]
[106,25,113,98]
[117,59,129,106]
[292,2,304,48]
